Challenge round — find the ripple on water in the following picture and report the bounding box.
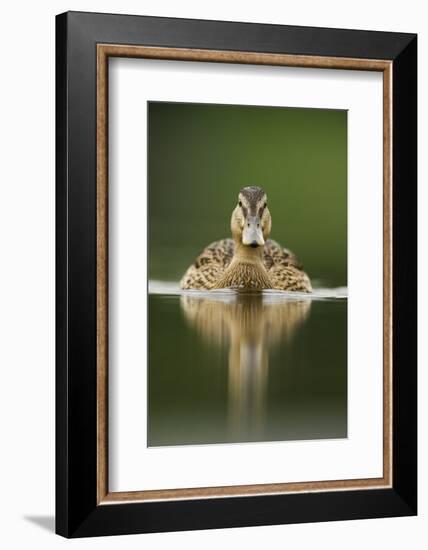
[148,280,347,301]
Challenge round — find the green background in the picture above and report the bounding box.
[148,102,347,287]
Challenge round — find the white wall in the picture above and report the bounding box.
[0,1,424,548]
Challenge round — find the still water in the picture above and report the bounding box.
[148,283,347,447]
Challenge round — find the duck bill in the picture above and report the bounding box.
[242,217,265,247]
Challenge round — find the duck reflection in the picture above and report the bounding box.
[180,292,311,440]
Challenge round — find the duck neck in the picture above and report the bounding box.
[232,242,265,264]
[213,241,272,290]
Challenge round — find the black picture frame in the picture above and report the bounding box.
[56,11,417,538]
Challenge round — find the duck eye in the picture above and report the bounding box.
[238,201,242,207]
[264,202,267,208]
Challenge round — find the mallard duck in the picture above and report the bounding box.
[181,186,312,292]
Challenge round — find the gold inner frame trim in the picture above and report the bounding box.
[96,44,393,505]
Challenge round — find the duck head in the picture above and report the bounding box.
[231,186,272,248]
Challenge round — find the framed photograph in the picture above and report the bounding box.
[56,11,417,537]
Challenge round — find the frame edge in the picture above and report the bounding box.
[55,11,69,538]
[391,34,418,515]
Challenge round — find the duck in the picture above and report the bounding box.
[180,186,312,292]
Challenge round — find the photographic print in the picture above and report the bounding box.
[57,13,417,536]
[148,101,348,447]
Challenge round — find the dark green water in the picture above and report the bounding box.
[148,292,347,447]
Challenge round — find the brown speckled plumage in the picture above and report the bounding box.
[180,187,312,292]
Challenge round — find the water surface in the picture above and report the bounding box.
[148,284,347,447]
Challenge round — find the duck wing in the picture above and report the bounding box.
[263,239,303,270]
[180,239,234,290]
[193,238,235,269]
[263,239,312,292]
